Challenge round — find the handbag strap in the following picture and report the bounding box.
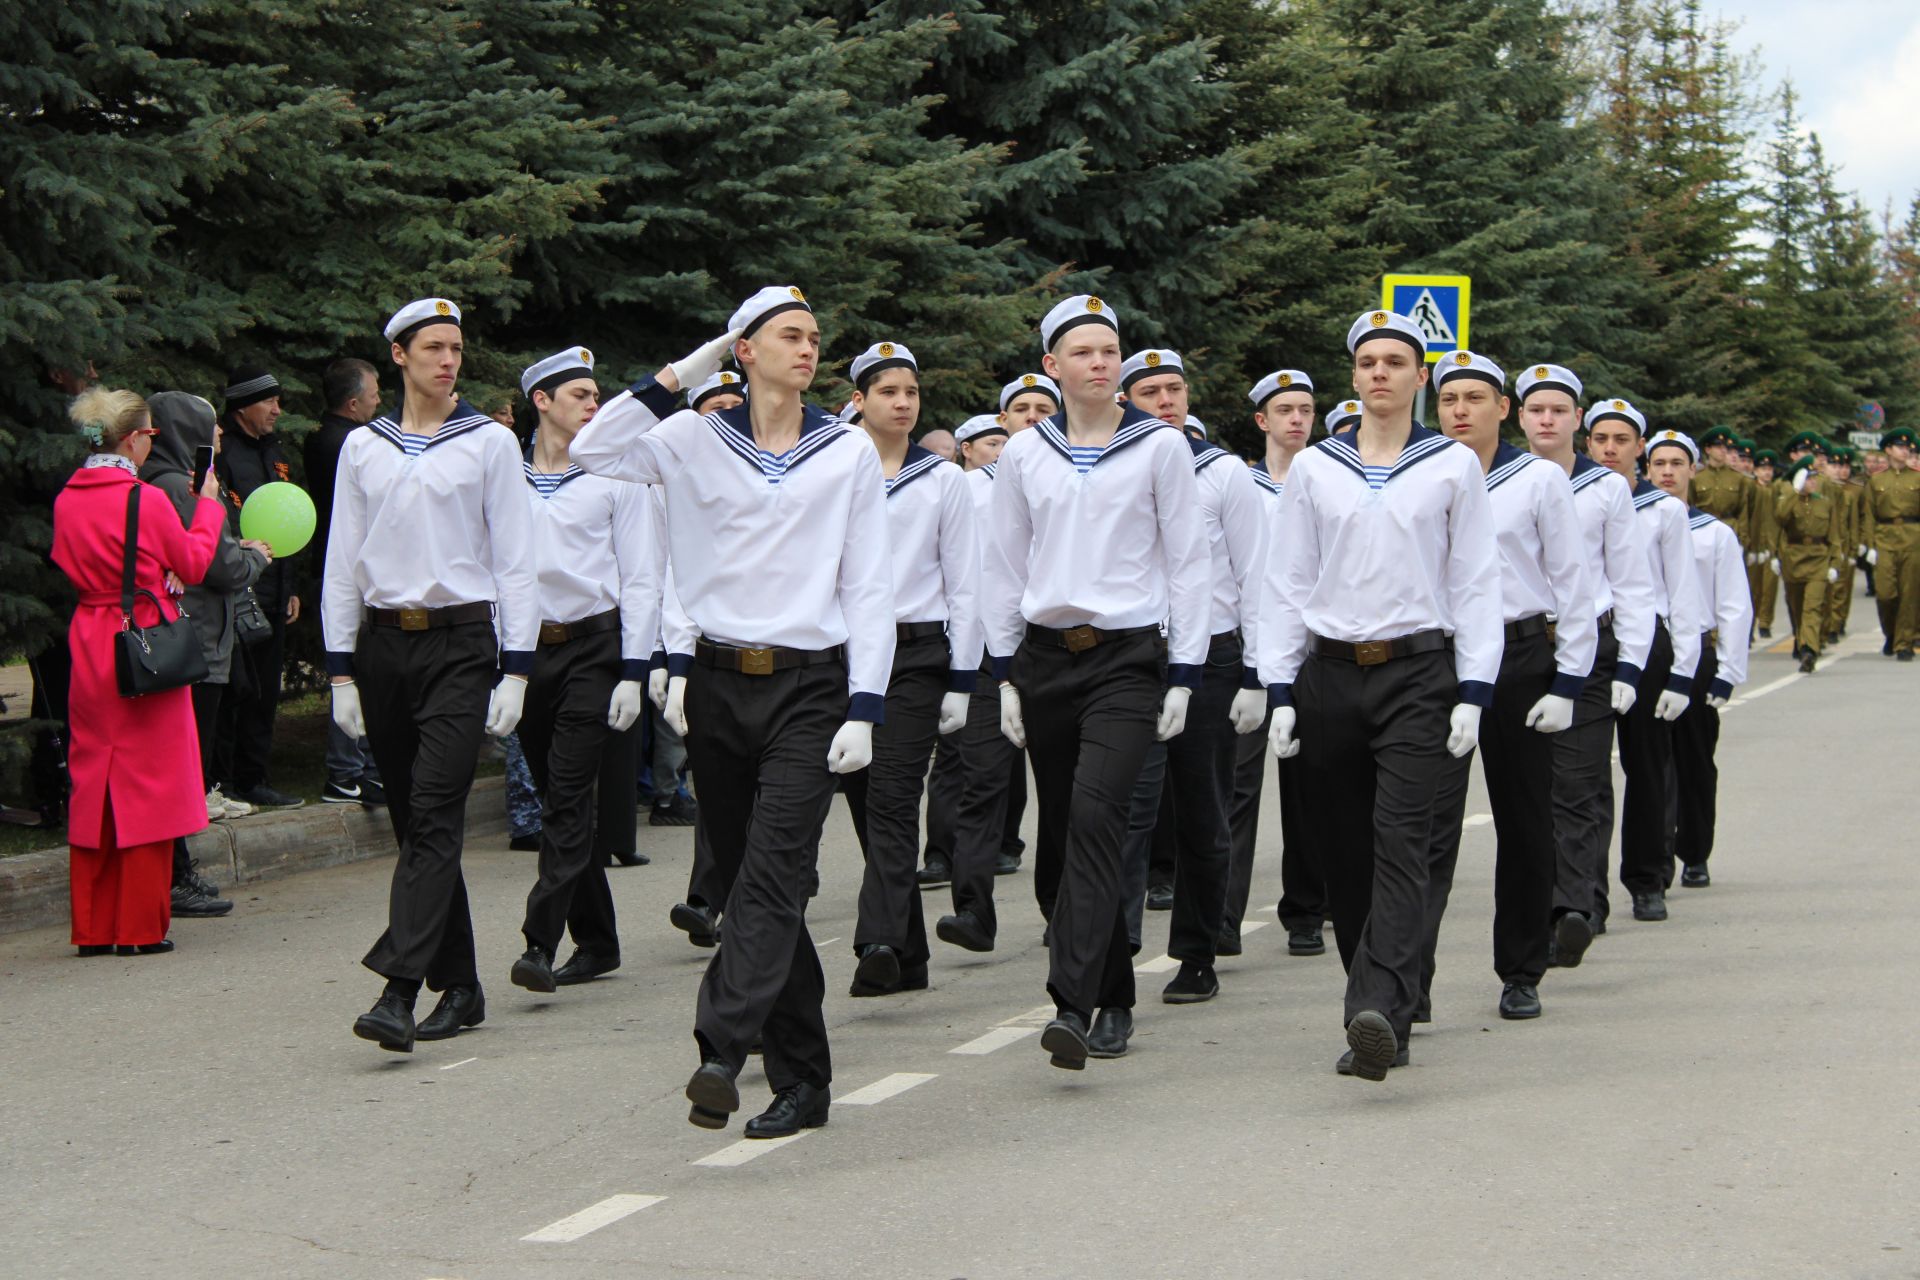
[121,484,141,627]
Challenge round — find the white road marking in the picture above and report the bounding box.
[815,937,841,949]
[1001,1004,1056,1027]
[1463,813,1492,828]
[836,1072,937,1105]
[1240,920,1269,935]
[439,1057,477,1072]
[951,1026,1039,1055]
[520,1194,665,1243]
[694,1133,810,1167]
[1135,953,1181,974]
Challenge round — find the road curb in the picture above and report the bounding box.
[0,776,508,937]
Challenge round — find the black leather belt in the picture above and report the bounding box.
[1307,629,1450,667]
[1879,516,1911,525]
[539,607,619,647]
[1505,614,1555,644]
[1209,628,1243,657]
[367,602,493,632]
[694,638,845,676]
[1597,609,1615,629]
[1703,629,1719,646]
[1025,622,1160,655]
[897,621,947,644]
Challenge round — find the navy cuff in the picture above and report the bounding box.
[648,648,668,672]
[1666,673,1694,696]
[1457,679,1495,708]
[1267,682,1293,709]
[948,668,978,694]
[631,375,678,419]
[1166,662,1202,690]
[989,654,1012,681]
[1614,661,1643,689]
[1709,677,1733,701]
[619,658,650,681]
[1239,664,1264,691]
[325,651,355,678]
[500,649,535,677]
[847,691,886,723]
[1548,671,1586,699]
[666,652,694,678]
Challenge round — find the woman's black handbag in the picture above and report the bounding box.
[114,485,210,697]
[232,586,273,648]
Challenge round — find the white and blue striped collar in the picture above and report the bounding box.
[1569,454,1612,492]
[1250,459,1283,495]
[522,460,585,494]
[978,460,998,480]
[1187,434,1231,472]
[1631,478,1669,508]
[1317,423,1453,486]
[1484,441,1535,492]
[367,401,494,454]
[1033,403,1167,469]
[886,445,945,497]
[703,403,850,482]
[1687,506,1716,529]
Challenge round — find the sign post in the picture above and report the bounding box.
[1383,274,1471,427]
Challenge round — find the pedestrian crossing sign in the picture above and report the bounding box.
[1382,274,1471,363]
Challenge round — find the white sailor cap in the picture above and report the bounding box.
[1000,372,1061,412]
[1183,414,1208,438]
[1119,349,1184,393]
[687,369,746,412]
[1430,349,1506,392]
[1345,308,1426,358]
[1515,362,1583,405]
[837,399,861,424]
[1325,399,1363,432]
[385,297,462,343]
[1040,294,1120,353]
[520,346,596,399]
[849,341,919,391]
[954,414,1008,444]
[729,285,812,340]
[1249,369,1313,408]
[1646,428,1699,464]
[1583,397,1647,436]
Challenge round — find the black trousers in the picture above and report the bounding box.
[1121,632,1239,961]
[947,670,1027,940]
[841,634,945,970]
[1550,622,1619,922]
[923,734,959,866]
[1295,647,1454,1042]
[1671,644,1721,872]
[1616,623,1676,897]
[215,615,284,792]
[1223,709,1320,936]
[358,621,496,991]
[686,659,843,1092]
[173,680,225,883]
[1421,631,1557,993]
[1016,629,1163,1017]
[517,628,620,958]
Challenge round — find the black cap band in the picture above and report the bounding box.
[1519,380,1580,406]
[1047,313,1118,352]
[392,316,461,348]
[529,369,595,401]
[854,357,916,393]
[1586,411,1641,436]
[741,301,810,340]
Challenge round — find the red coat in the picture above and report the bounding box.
[52,465,224,849]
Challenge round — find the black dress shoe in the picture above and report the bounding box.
[510,947,557,993]
[1344,1009,1397,1081]
[1546,934,1559,968]
[76,944,114,957]
[1631,891,1668,922]
[1336,1044,1409,1075]
[994,851,1022,876]
[416,986,485,1040]
[508,833,541,852]
[849,944,902,996]
[1901,650,1916,663]
[114,939,175,956]
[1287,925,1326,956]
[1758,627,1772,639]
[1554,911,1594,968]
[915,858,952,889]
[1499,982,1542,1020]
[553,949,621,985]
[604,848,650,867]
[1162,961,1219,1004]
[1215,928,1243,957]
[650,792,698,827]
[1680,863,1711,888]
[1087,1007,1133,1058]
[935,911,994,953]
[670,901,718,947]
[1040,1010,1090,1070]
[1145,883,1175,912]
[1799,651,1817,673]
[686,1059,740,1129]
[1591,911,1607,936]
[353,993,416,1053]
[745,1082,830,1139]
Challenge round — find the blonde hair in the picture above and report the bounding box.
[68,387,149,452]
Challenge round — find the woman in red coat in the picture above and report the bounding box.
[51,388,224,956]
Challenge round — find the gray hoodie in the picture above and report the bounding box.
[141,391,267,683]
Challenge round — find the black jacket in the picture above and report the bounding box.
[215,421,297,611]
[302,412,361,599]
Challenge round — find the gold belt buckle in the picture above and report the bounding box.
[1546,621,1558,644]
[740,647,775,676]
[1062,625,1099,654]
[539,622,569,646]
[1352,639,1391,666]
[398,607,430,632]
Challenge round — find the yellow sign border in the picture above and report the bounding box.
[1382,274,1471,364]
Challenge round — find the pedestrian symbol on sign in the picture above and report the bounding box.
[1381,274,1471,364]
[1408,290,1455,346]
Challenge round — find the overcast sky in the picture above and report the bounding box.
[1715,0,1920,222]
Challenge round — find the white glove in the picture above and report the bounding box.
[937,691,969,735]
[1857,544,1868,559]
[1653,689,1689,721]
[1705,692,1729,709]
[1792,467,1809,493]
[608,680,644,732]
[668,330,743,390]
[826,721,873,774]
[485,677,527,738]
[1770,558,1781,576]
[1446,704,1481,758]
[664,675,689,735]
[1826,566,1839,583]
[648,666,669,711]
[331,682,366,738]
[1155,687,1191,741]
[1524,693,1575,734]
[1268,706,1300,758]
[1867,548,1879,566]
[999,684,1026,748]
[1228,688,1267,735]
[1610,680,1638,715]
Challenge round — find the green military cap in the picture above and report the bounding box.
[1788,454,1818,478]
[1785,430,1823,451]
[1753,447,1780,465]
[1700,425,1737,447]
[1734,435,1756,453]
[1884,426,1918,448]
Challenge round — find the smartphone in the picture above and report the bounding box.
[191,445,215,493]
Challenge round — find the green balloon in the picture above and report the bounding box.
[239,481,316,557]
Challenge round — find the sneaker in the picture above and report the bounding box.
[321,779,363,805]
[228,783,304,811]
[356,777,388,807]
[171,881,233,918]
[208,786,253,821]
[650,792,698,827]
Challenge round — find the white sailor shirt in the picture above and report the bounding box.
[570,378,895,721]
[1482,443,1597,697]
[1687,507,1752,696]
[1565,455,1656,687]
[1631,479,1705,693]
[882,445,983,690]
[1189,436,1267,688]
[321,402,539,676]
[1256,425,1503,707]
[966,461,997,515]
[982,405,1210,687]
[522,449,659,681]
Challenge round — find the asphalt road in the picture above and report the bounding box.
[2,628,1915,1279]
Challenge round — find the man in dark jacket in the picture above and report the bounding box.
[213,366,304,809]
[304,358,386,806]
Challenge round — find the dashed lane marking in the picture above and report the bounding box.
[439,1057,477,1071]
[694,1133,811,1167]
[1463,813,1492,828]
[837,1072,937,1105]
[951,1026,1039,1055]
[520,1194,666,1243]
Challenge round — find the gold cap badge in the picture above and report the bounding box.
[434,301,452,316]
[1086,297,1104,313]
[1611,399,1626,411]
[1144,352,1162,368]
[788,287,805,302]
[1370,312,1388,327]
[878,342,894,357]
[1021,374,1037,387]
[1535,366,1549,378]
[579,348,592,364]
[1277,373,1293,388]
[1454,352,1471,366]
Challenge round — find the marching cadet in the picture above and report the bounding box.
[1643,430,1750,890]
[1420,352,1595,1023]
[1516,363,1655,955]
[1751,448,1782,637]
[327,299,539,1053]
[1776,453,1846,674]
[1864,426,1920,660]
[1692,425,1755,560]
[1256,310,1502,1081]
[954,413,1009,471]
[838,341,980,997]
[1324,399,1362,435]
[1000,372,1062,434]
[506,348,659,994]
[1824,446,1865,644]
[1222,369,1325,960]
[1584,398,1702,924]
[982,295,1209,1068]
[572,286,896,1139]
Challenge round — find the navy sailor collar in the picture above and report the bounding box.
[1318,422,1453,485]
[704,402,850,477]
[521,435,586,493]
[886,443,945,497]
[1631,477,1670,508]
[1484,441,1536,492]
[1250,458,1283,495]
[1687,505,1716,529]
[1187,433,1231,473]
[1568,453,1612,492]
[1033,403,1168,468]
[367,399,494,453]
